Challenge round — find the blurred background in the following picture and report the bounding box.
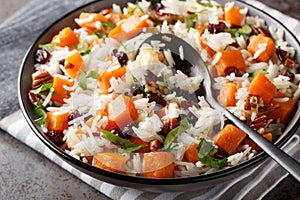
[0,0,299,23]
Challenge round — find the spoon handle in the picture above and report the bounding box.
[218,103,300,182]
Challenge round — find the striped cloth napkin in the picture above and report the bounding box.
[0,0,299,199]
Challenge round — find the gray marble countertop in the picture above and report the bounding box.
[0,0,299,199]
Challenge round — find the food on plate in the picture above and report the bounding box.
[28,0,300,177]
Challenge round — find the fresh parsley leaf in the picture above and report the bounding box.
[34,107,47,125]
[93,29,106,39]
[78,71,100,90]
[197,1,223,8]
[160,71,168,87]
[185,14,198,29]
[162,142,184,151]
[129,4,144,15]
[118,145,145,154]
[80,47,92,56]
[239,24,252,36]
[102,21,116,29]
[132,75,146,95]
[87,70,100,79]
[31,83,53,95]
[79,72,88,90]
[225,28,238,36]
[252,69,268,77]
[101,130,145,153]
[33,97,47,125]
[197,138,228,169]
[163,118,189,150]
[225,24,252,37]
[152,14,161,26]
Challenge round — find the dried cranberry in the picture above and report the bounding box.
[224,66,243,77]
[250,25,271,37]
[35,48,51,64]
[131,85,143,96]
[276,47,288,63]
[111,49,129,66]
[68,110,80,122]
[59,59,65,66]
[150,2,164,12]
[48,130,64,146]
[208,22,226,34]
[284,71,295,82]
[147,92,166,106]
[214,148,229,159]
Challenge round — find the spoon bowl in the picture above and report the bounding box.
[141,33,300,182]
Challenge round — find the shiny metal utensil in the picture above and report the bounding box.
[140,33,300,182]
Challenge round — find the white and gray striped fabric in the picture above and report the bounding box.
[1,110,299,200]
[0,0,299,199]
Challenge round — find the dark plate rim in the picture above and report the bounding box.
[18,0,300,187]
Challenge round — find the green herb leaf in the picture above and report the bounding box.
[129,4,144,15]
[238,24,252,36]
[225,28,238,36]
[66,89,70,97]
[78,72,88,90]
[93,29,106,39]
[38,43,54,49]
[31,83,53,95]
[197,138,228,169]
[163,118,189,150]
[78,71,100,90]
[80,47,92,56]
[87,70,100,79]
[251,69,268,77]
[197,1,223,8]
[162,142,184,152]
[132,75,146,95]
[185,14,198,29]
[102,21,116,29]
[118,145,145,154]
[225,24,252,37]
[34,107,47,125]
[101,130,144,153]
[152,14,161,26]
[160,71,168,87]
[33,97,47,125]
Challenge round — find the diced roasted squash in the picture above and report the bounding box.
[214,50,246,76]
[144,152,175,178]
[215,124,246,155]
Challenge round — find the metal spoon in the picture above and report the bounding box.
[140,33,300,181]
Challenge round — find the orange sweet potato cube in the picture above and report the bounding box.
[215,124,246,155]
[214,50,246,76]
[144,152,175,178]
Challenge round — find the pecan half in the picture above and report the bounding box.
[250,115,268,130]
[163,118,179,135]
[32,69,53,89]
[149,139,162,152]
[284,57,296,69]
